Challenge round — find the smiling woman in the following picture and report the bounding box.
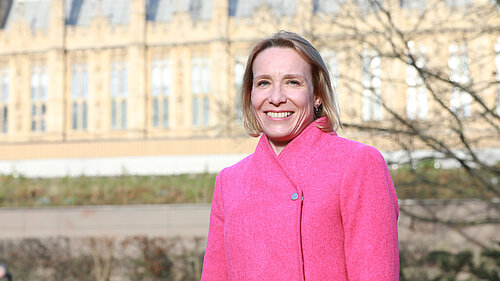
[201,31,400,281]
[251,47,319,154]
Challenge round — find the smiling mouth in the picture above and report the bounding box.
[266,111,293,118]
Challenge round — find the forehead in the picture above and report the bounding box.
[252,47,311,75]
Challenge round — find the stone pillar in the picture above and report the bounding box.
[127,0,147,135]
[47,0,66,140]
[211,0,230,131]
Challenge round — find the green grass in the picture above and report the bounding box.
[0,161,497,207]
[391,161,499,200]
[0,173,216,207]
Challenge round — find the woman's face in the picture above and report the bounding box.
[251,47,320,154]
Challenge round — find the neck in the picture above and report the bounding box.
[268,139,290,155]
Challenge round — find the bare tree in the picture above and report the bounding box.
[310,0,500,198]
[307,1,500,278]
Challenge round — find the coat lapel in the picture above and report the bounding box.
[253,118,337,193]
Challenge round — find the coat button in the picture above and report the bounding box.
[291,193,299,201]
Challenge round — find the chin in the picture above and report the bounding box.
[266,132,295,142]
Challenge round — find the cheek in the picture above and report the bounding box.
[250,94,257,111]
[250,90,265,110]
[295,91,315,111]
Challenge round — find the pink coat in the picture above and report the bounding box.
[201,119,399,280]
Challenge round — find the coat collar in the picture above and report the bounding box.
[253,117,337,192]
[255,117,337,160]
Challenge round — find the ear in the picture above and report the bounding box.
[314,96,321,107]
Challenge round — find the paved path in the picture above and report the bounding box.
[0,204,211,239]
[1,200,498,253]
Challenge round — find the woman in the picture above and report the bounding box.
[201,31,399,280]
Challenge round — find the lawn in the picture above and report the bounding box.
[0,173,217,207]
[0,162,497,207]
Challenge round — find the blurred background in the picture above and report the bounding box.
[0,0,499,280]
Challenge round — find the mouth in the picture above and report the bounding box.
[265,111,294,119]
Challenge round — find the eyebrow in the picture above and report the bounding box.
[283,74,307,80]
[253,73,307,80]
[253,74,271,81]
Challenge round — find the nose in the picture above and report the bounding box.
[268,85,287,105]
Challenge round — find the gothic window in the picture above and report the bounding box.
[448,42,472,117]
[233,57,245,123]
[110,61,128,129]
[0,68,8,133]
[406,42,428,120]
[151,57,171,128]
[361,50,383,121]
[31,65,48,132]
[71,64,88,130]
[191,56,210,126]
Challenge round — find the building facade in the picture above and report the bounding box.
[0,0,499,175]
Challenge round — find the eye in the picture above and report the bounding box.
[256,80,270,87]
[287,80,301,86]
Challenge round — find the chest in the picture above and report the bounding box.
[222,161,345,231]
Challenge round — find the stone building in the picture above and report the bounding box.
[0,0,499,176]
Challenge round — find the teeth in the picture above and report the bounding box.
[266,112,292,118]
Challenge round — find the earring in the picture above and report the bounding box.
[314,104,320,113]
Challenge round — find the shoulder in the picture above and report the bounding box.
[325,132,384,157]
[317,132,388,170]
[216,153,255,181]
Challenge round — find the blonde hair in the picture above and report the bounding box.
[241,30,342,137]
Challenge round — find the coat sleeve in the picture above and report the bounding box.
[201,169,228,280]
[340,145,399,281]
